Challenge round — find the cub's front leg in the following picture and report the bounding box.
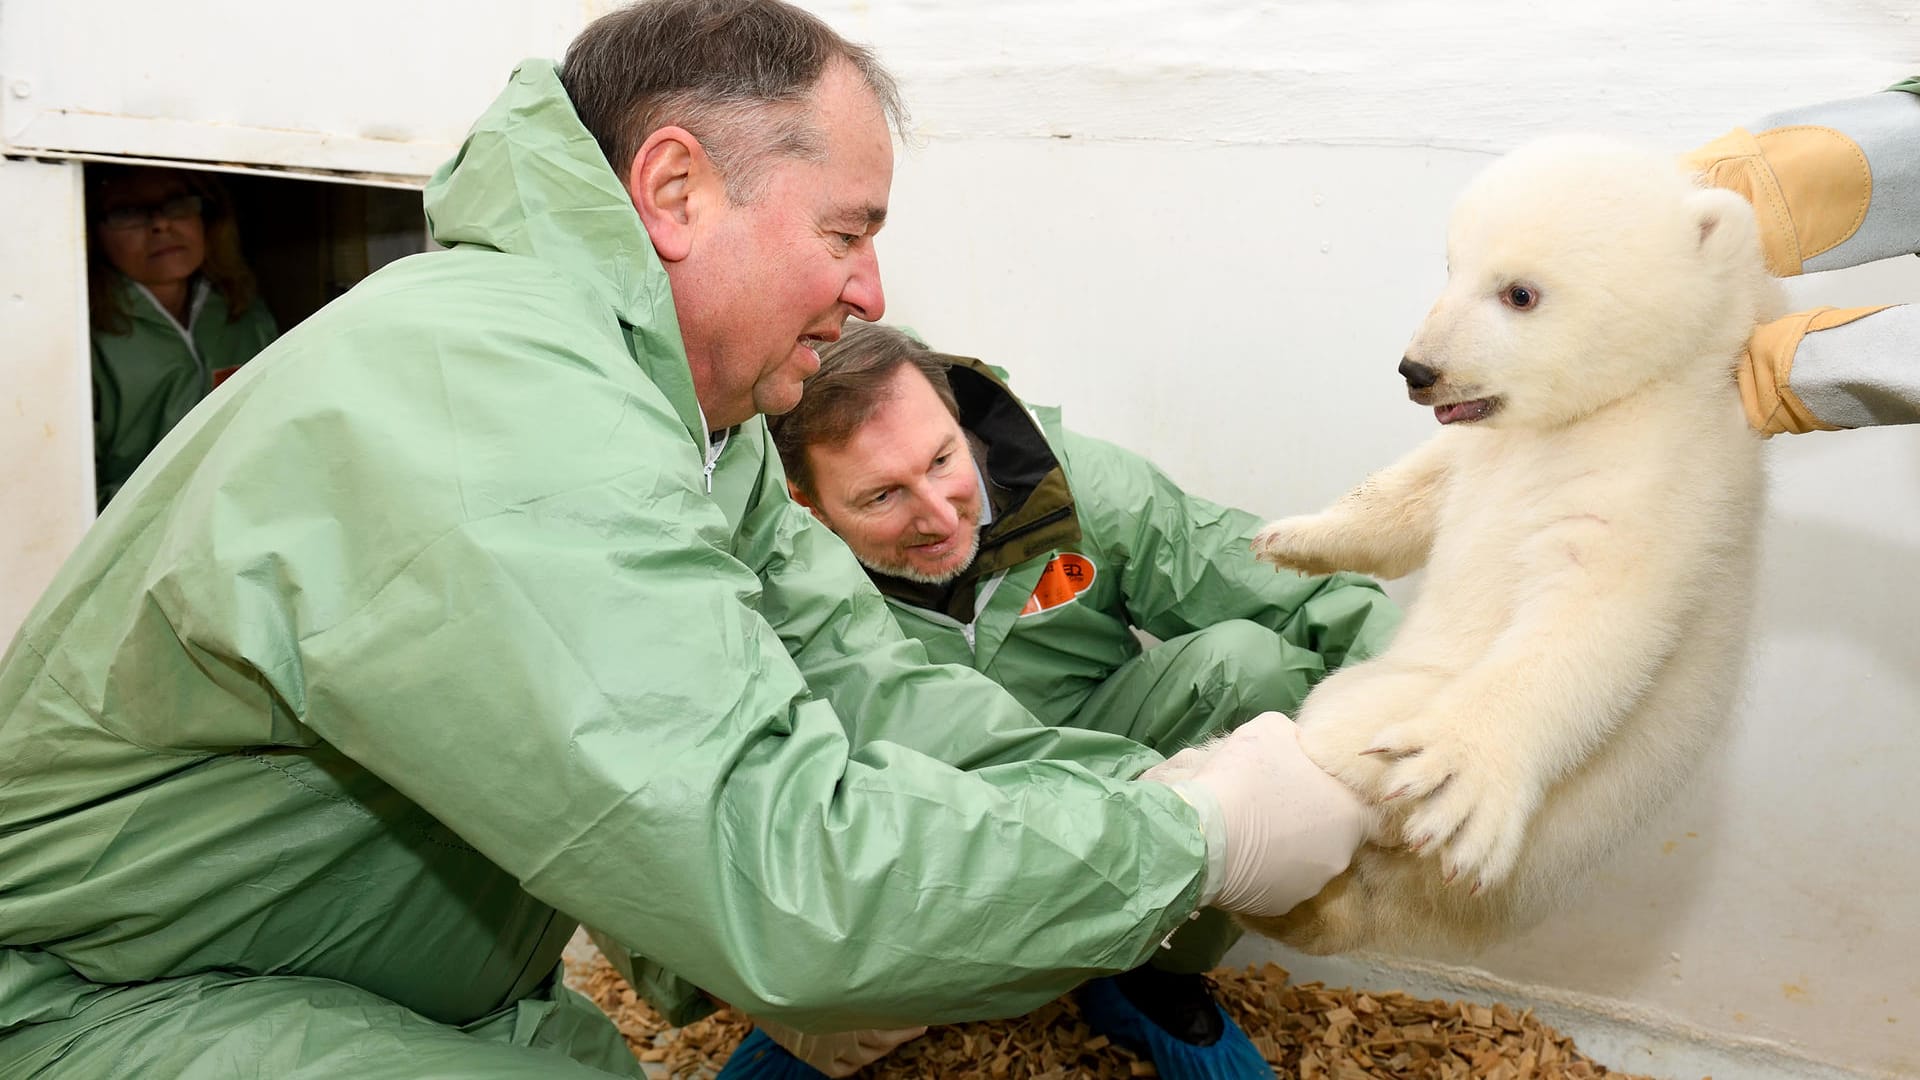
[1364,543,1680,893]
[1252,435,1452,580]
[1293,661,1450,811]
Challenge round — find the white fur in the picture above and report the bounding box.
[1242,135,1775,954]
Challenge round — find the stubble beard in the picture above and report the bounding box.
[858,523,985,586]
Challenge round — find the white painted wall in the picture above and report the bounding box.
[0,160,93,644]
[4,1,1918,1075]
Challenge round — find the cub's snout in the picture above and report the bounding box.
[1399,357,1440,391]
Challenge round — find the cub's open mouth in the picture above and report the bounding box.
[1434,398,1500,425]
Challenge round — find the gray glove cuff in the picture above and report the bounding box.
[1757,89,1920,272]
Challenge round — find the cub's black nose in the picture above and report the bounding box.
[1398,358,1439,389]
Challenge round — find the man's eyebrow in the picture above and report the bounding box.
[853,478,894,502]
[838,205,888,228]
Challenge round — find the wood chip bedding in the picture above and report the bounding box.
[565,952,1665,1079]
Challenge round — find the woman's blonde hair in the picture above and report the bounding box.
[86,165,261,335]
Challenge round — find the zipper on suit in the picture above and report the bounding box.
[894,569,1007,656]
[134,279,212,389]
[977,505,1072,557]
[696,409,731,494]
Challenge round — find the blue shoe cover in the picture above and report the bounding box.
[713,1027,831,1080]
[1078,975,1274,1079]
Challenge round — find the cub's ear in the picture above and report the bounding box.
[1687,186,1764,267]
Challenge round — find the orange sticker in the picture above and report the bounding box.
[1018,552,1097,616]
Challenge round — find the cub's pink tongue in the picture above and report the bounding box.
[1435,399,1493,425]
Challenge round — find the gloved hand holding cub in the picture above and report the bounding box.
[1141,712,1369,919]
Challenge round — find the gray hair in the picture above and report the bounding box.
[560,0,908,203]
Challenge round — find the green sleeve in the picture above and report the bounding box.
[1059,430,1401,672]
[600,427,1188,1024]
[294,368,1207,1032]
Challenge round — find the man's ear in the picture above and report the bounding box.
[786,479,827,523]
[627,126,713,264]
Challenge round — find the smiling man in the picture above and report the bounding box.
[0,3,1376,1078]
[768,322,1403,1079]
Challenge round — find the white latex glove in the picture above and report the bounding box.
[1142,712,1367,918]
[753,1017,927,1077]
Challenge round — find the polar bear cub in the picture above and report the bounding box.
[1243,136,1775,955]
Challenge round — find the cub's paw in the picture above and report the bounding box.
[1366,716,1541,893]
[1297,711,1395,803]
[1250,516,1347,576]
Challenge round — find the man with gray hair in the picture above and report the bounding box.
[0,2,1368,1077]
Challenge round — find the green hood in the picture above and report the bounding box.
[423,59,703,443]
[425,60,668,328]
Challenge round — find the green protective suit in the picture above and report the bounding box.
[91,274,278,509]
[859,359,1402,970]
[0,61,1209,1078]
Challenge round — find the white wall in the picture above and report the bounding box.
[0,159,93,642]
[4,1,1918,1075]
[0,2,598,179]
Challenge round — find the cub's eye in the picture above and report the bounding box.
[1503,284,1539,310]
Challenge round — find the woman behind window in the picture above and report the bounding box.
[88,165,277,510]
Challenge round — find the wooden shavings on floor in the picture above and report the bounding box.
[565,952,1658,1079]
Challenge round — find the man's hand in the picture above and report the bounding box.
[751,1017,927,1077]
[1142,713,1368,918]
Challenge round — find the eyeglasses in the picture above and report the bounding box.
[98,194,204,231]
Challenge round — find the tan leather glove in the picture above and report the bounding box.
[752,1017,927,1077]
[1682,125,1872,277]
[1738,306,1891,435]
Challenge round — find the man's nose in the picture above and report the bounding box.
[914,489,958,534]
[1399,357,1440,389]
[843,246,885,322]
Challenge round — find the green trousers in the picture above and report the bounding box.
[0,966,641,1079]
[1067,618,1326,973]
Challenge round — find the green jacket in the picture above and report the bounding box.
[0,61,1209,1072]
[874,361,1399,725]
[91,274,277,508]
